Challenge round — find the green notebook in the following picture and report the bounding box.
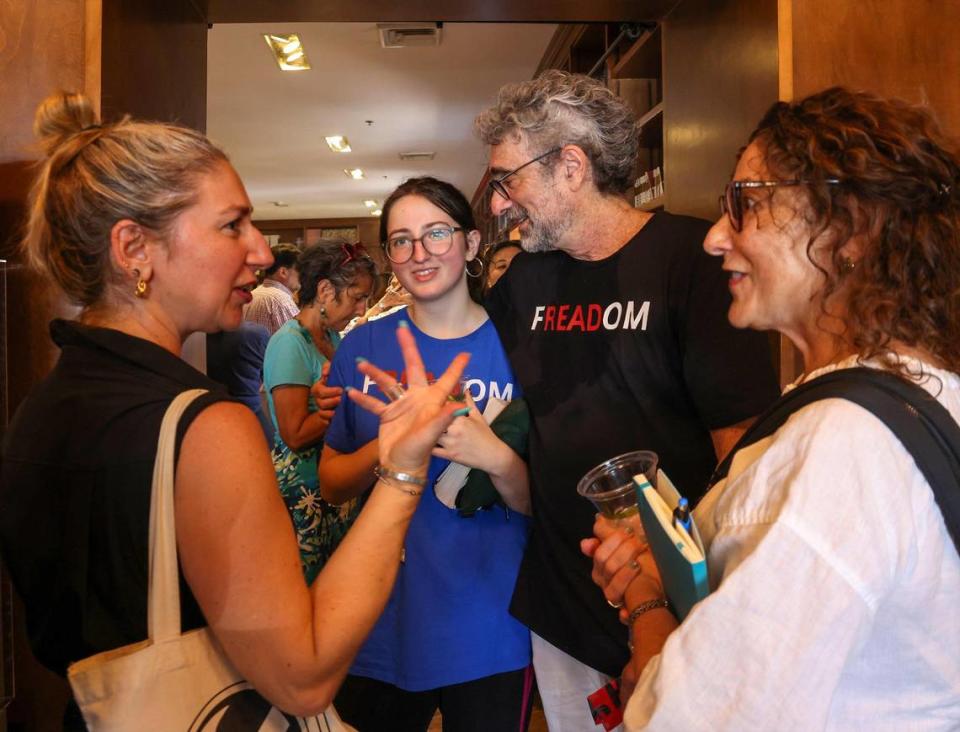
[634,470,709,620]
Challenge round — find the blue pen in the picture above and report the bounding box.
[672,496,692,534]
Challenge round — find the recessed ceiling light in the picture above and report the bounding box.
[263,33,311,72]
[371,209,382,216]
[344,168,365,180]
[364,199,378,208]
[325,135,352,153]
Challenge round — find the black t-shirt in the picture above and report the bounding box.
[0,320,232,678]
[485,212,780,676]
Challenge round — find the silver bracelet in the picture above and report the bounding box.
[373,464,426,496]
[628,597,669,624]
[627,598,670,653]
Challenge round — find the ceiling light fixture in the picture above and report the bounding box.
[364,200,378,208]
[263,33,311,72]
[270,201,289,207]
[325,135,352,153]
[371,209,383,216]
[344,168,365,180]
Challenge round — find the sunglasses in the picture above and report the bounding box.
[719,179,841,232]
[339,241,369,266]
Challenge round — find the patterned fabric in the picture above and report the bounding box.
[262,319,346,584]
[244,279,299,335]
[270,438,364,584]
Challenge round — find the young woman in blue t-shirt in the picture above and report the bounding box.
[319,178,533,731]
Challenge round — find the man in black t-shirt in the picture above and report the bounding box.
[475,71,780,729]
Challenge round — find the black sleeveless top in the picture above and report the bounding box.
[0,320,234,680]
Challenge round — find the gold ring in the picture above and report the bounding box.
[385,384,406,402]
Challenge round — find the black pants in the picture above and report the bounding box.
[334,666,534,732]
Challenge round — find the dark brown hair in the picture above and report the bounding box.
[749,87,960,372]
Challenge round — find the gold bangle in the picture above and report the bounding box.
[373,464,426,496]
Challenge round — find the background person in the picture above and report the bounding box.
[263,240,375,582]
[0,92,471,729]
[483,239,522,294]
[586,87,960,730]
[475,70,780,730]
[206,320,274,442]
[319,177,533,732]
[245,242,301,334]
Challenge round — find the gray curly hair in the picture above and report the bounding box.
[475,70,639,195]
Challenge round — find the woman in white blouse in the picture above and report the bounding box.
[584,86,960,730]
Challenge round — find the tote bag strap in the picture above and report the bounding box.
[147,389,209,642]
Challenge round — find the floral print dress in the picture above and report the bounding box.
[263,319,364,583]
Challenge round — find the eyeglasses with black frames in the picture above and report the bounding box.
[719,178,841,232]
[382,226,464,264]
[488,147,562,202]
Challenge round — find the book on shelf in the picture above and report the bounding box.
[634,469,709,620]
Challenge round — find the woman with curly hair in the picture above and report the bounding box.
[263,240,375,582]
[585,87,960,730]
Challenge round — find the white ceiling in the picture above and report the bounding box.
[207,22,557,221]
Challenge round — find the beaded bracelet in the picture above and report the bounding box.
[628,597,670,624]
[373,464,427,496]
[627,598,670,653]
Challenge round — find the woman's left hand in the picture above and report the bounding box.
[347,324,470,475]
[432,392,504,473]
[581,515,659,619]
[310,361,343,415]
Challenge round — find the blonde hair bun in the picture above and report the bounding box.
[33,91,99,157]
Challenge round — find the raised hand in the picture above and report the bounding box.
[347,321,470,475]
[310,361,343,421]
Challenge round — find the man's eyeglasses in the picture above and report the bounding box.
[719,179,841,232]
[382,226,463,264]
[488,147,562,202]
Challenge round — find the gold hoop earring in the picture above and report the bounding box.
[132,268,148,298]
[466,258,484,279]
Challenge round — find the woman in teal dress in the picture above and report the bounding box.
[263,240,376,582]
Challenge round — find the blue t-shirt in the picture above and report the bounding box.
[325,310,531,690]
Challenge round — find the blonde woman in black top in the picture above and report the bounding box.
[0,91,469,727]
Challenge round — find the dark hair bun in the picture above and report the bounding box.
[34,91,98,157]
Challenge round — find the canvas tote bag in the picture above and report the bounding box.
[68,389,353,731]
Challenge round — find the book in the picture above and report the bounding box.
[634,469,709,620]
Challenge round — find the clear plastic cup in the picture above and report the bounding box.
[576,450,659,521]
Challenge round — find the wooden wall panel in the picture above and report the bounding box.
[100,0,207,130]
[661,0,779,220]
[784,0,960,136]
[208,0,681,24]
[0,1,87,162]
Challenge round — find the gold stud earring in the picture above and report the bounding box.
[840,256,857,274]
[132,268,148,298]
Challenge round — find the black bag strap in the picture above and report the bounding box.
[710,367,960,551]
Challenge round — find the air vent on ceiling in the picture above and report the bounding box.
[399,151,436,161]
[378,23,443,49]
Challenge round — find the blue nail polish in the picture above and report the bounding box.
[453,407,470,417]
[355,356,368,364]
[398,319,410,329]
